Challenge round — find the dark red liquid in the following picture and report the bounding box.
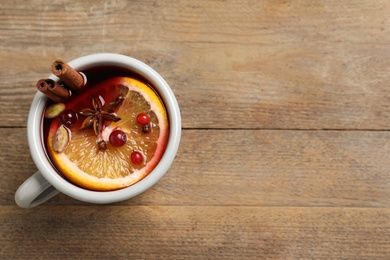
[42,65,160,176]
[76,65,150,94]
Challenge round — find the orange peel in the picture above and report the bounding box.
[47,77,169,191]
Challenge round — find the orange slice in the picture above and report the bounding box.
[47,77,169,191]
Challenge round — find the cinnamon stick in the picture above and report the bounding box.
[36,79,63,103]
[51,59,84,91]
[45,78,70,99]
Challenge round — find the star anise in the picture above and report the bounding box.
[78,90,127,150]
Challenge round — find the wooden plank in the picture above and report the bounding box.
[1,206,389,259]
[2,0,390,45]
[3,128,390,207]
[2,1,390,129]
[1,1,390,259]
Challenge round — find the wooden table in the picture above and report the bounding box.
[1,0,390,259]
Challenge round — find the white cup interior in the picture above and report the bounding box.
[28,53,181,204]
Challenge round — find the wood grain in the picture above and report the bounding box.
[1,206,389,259]
[2,0,390,129]
[2,128,390,207]
[1,0,390,259]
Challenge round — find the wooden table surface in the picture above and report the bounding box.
[1,0,390,259]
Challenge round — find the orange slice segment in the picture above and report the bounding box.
[47,77,169,191]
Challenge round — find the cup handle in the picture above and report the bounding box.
[15,171,60,208]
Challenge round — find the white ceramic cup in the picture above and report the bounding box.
[15,53,181,208]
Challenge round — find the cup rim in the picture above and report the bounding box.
[28,53,181,204]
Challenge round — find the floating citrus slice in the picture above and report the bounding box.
[46,77,169,191]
